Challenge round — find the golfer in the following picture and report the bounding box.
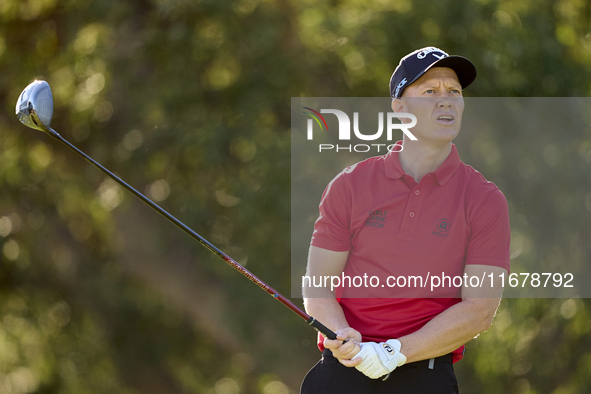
[301,46,510,393]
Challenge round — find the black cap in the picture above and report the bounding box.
[389,46,477,98]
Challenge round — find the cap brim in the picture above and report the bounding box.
[400,55,477,96]
[424,55,477,90]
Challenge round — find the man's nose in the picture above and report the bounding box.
[437,95,453,107]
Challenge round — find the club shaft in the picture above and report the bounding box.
[46,128,337,340]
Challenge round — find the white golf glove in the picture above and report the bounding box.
[355,339,407,379]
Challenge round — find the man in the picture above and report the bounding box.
[300,47,510,393]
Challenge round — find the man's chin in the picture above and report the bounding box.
[432,128,461,142]
[405,130,459,145]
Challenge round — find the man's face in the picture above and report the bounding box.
[392,67,464,143]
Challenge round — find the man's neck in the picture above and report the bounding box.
[399,140,453,183]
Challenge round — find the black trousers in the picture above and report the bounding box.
[300,349,459,394]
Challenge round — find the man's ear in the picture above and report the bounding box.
[391,98,405,113]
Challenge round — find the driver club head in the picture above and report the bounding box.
[16,80,54,133]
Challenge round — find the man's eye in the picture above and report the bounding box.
[451,89,462,94]
[424,89,435,94]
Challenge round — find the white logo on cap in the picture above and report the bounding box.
[417,47,448,60]
[395,78,407,97]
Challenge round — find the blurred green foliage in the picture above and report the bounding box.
[0,0,590,393]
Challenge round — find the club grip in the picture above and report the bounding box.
[307,317,337,340]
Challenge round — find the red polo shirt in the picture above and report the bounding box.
[311,143,510,362]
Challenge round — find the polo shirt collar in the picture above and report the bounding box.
[384,143,461,185]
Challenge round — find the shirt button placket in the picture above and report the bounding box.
[399,188,421,238]
[409,190,420,217]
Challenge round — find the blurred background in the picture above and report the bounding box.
[1,0,590,393]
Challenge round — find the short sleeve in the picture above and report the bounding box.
[310,170,353,252]
[465,188,511,271]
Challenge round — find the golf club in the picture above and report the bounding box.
[15,80,338,341]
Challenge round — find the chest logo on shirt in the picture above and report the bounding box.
[365,210,388,229]
[433,218,450,237]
